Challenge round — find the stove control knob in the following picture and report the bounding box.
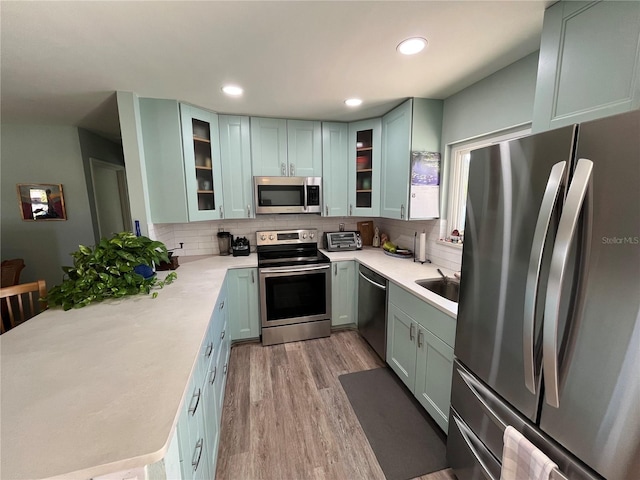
[269,234,274,240]
[310,232,315,239]
[260,234,266,241]
[302,233,308,239]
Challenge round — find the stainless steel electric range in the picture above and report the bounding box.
[256,229,331,346]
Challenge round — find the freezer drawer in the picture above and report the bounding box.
[447,409,501,480]
[449,360,601,480]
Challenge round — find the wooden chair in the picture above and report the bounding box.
[0,280,47,333]
[1,258,26,287]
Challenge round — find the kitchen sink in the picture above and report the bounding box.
[415,278,460,303]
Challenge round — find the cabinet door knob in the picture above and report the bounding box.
[281,163,286,175]
[409,323,415,341]
[289,163,295,176]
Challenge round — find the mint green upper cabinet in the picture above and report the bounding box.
[381,100,413,220]
[287,120,322,177]
[322,122,349,216]
[227,268,260,341]
[251,118,322,177]
[381,98,443,220]
[180,104,224,221]
[331,261,356,326]
[250,117,288,176]
[532,1,640,132]
[139,98,189,223]
[219,115,254,219]
[348,118,382,216]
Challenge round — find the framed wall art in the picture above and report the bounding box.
[16,183,67,221]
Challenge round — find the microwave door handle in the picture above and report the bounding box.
[303,179,308,211]
[543,158,593,408]
[523,161,567,394]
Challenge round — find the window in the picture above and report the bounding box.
[447,127,531,236]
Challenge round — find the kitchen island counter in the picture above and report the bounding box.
[0,254,256,480]
[322,247,458,318]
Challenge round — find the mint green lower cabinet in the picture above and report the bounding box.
[331,261,356,326]
[387,303,417,391]
[177,375,211,480]
[414,325,454,432]
[387,282,456,432]
[227,268,260,341]
[172,279,233,480]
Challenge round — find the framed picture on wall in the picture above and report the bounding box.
[16,183,67,221]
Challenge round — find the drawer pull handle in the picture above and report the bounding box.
[205,342,213,358]
[192,438,203,472]
[410,323,415,341]
[221,330,226,340]
[418,330,424,348]
[223,362,228,375]
[209,366,217,385]
[188,388,201,416]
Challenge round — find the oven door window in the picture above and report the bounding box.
[264,271,326,321]
[258,185,304,207]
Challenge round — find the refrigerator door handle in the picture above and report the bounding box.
[524,161,567,394]
[452,415,499,480]
[543,158,593,408]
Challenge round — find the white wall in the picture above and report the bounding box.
[1,124,95,287]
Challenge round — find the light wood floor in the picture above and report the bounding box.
[216,329,456,480]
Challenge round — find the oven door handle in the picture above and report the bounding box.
[260,264,330,274]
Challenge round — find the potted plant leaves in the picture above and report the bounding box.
[46,232,177,310]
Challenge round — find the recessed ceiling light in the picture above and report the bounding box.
[222,85,243,97]
[345,98,362,107]
[397,37,427,55]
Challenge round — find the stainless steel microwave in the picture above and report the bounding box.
[254,176,322,214]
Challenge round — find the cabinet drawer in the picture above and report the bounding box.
[389,282,456,347]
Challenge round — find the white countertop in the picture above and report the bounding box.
[322,247,458,318]
[0,248,456,480]
[0,254,256,480]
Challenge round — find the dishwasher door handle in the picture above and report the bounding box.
[359,271,387,290]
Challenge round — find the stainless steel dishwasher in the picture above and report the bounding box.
[357,264,388,361]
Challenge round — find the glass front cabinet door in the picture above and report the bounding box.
[180,104,224,221]
[348,118,381,217]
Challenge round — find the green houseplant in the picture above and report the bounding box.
[46,232,177,310]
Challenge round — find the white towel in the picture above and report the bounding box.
[500,425,559,480]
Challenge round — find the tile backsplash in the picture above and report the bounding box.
[149,215,462,272]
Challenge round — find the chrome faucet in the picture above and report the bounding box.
[437,268,448,282]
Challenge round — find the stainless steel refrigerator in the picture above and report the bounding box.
[447,110,639,480]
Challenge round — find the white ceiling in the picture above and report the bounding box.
[0,1,553,141]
